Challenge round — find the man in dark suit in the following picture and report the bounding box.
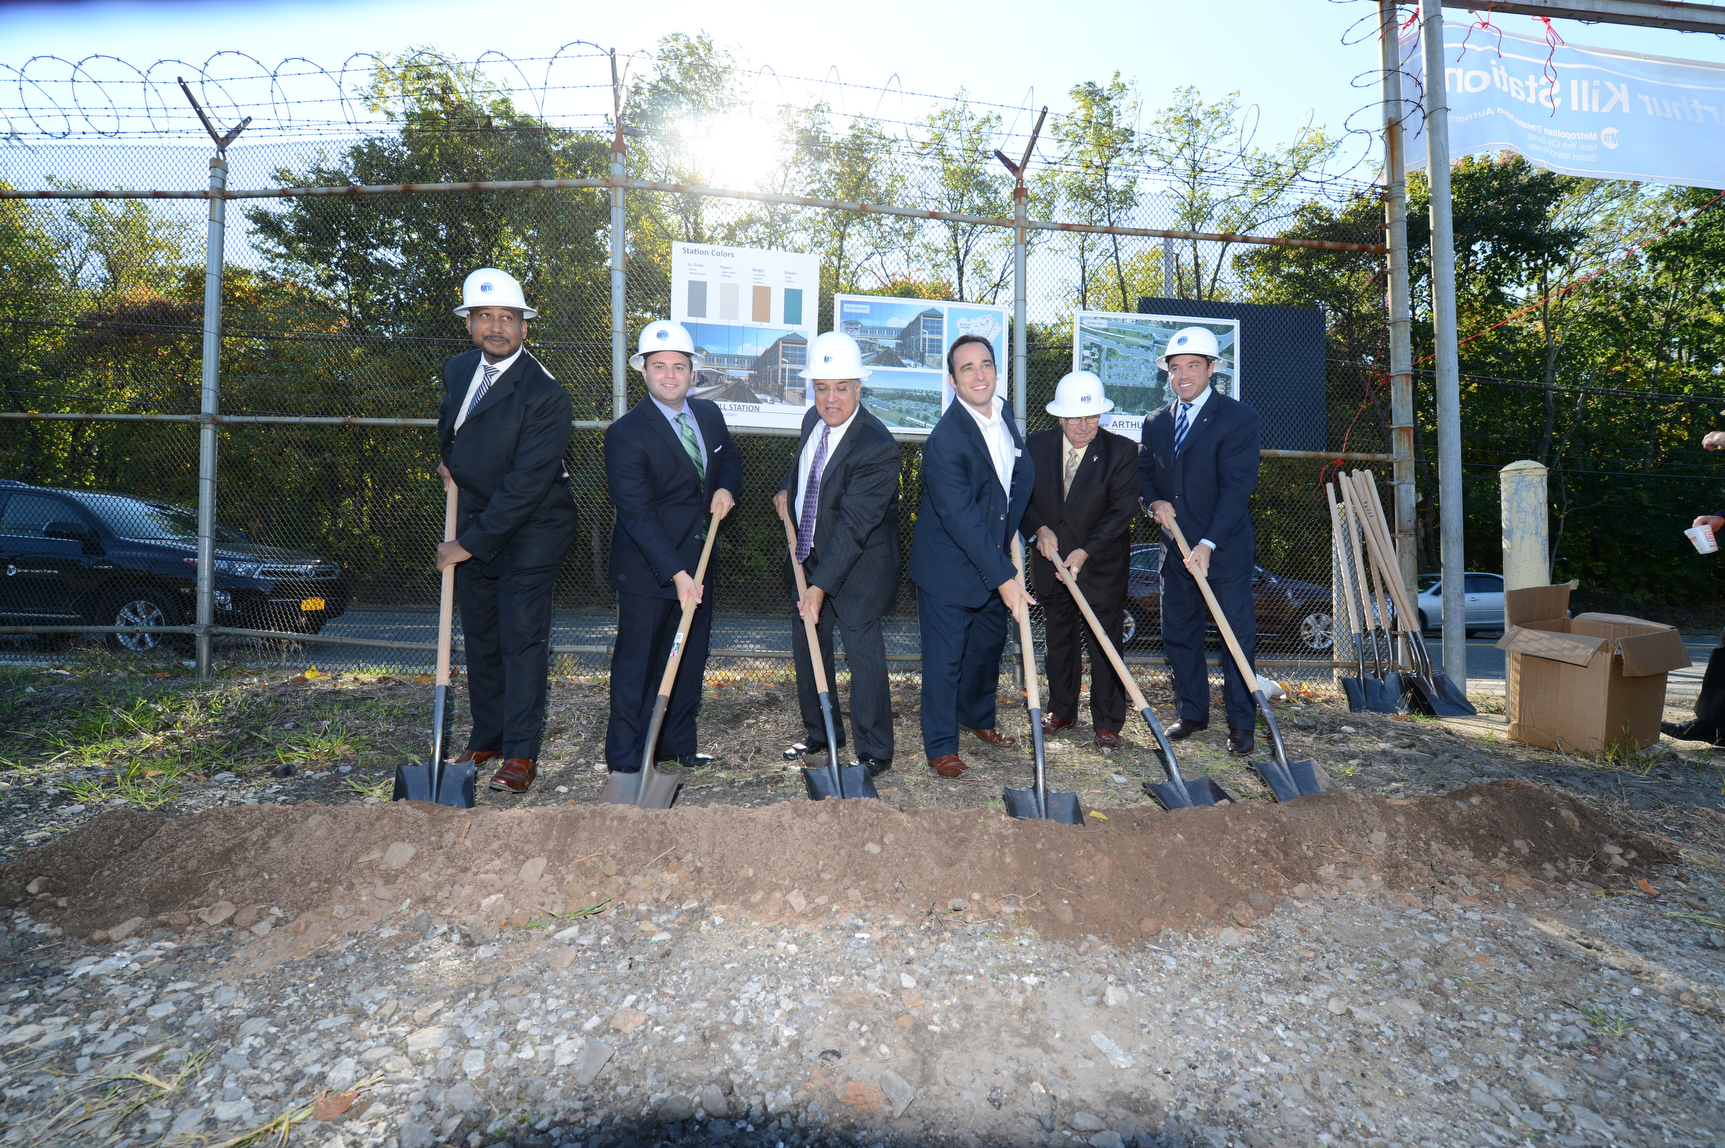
[1138,325,1263,755]
[772,331,902,776]
[603,320,741,776]
[1022,371,1140,750]
[908,334,1034,778]
[436,268,579,795]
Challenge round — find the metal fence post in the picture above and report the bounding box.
[1380,0,1417,666]
[610,51,628,421]
[195,154,227,680]
[1420,7,1467,693]
[1012,181,1028,432]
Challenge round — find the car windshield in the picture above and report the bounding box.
[74,494,248,543]
[1418,575,1440,592]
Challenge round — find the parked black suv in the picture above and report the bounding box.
[0,480,349,653]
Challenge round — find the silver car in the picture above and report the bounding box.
[1415,572,1505,635]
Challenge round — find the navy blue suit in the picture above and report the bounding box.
[603,395,741,771]
[1138,387,1262,731]
[438,347,578,761]
[909,399,1033,758]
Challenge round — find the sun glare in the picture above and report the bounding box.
[678,111,787,191]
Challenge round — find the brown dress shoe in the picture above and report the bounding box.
[1041,715,1075,736]
[488,757,537,793]
[1094,728,1121,750]
[927,754,968,778]
[965,726,1017,748]
[452,750,500,764]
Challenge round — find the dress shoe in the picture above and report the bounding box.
[927,754,968,778]
[1662,720,1724,745]
[1041,715,1075,736]
[656,753,713,769]
[488,757,537,793]
[1165,719,1209,741]
[1094,728,1121,750]
[783,739,843,762]
[1226,729,1255,756]
[965,726,1017,748]
[452,749,501,765]
[859,757,892,778]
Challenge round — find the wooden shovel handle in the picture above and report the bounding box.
[1051,555,1150,714]
[1164,518,1258,690]
[1339,475,1391,640]
[1348,471,1416,630]
[1011,535,1042,713]
[436,483,458,688]
[655,508,723,698]
[777,506,829,695]
[1354,470,1417,623]
[1324,482,1365,639]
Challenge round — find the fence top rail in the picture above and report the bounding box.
[0,176,1388,254]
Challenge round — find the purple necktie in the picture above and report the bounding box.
[796,424,829,563]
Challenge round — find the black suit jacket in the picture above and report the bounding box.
[604,395,742,599]
[1020,426,1139,603]
[778,405,902,619]
[1137,388,1261,579]
[908,399,1034,608]
[438,347,578,574]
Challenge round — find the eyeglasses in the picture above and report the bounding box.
[1062,415,1101,425]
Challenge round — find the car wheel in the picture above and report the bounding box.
[1120,605,1138,647]
[107,588,185,654]
[1297,609,1333,652]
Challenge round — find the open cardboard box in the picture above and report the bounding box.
[1494,583,1690,754]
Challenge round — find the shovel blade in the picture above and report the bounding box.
[391,760,476,808]
[392,762,436,803]
[802,762,880,801]
[436,759,477,808]
[1147,773,1236,809]
[1251,759,1303,803]
[1361,677,1403,714]
[1003,785,1084,824]
[1429,673,1476,716]
[1341,677,1368,713]
[600,768,684,808]
[1285,756,1329,796]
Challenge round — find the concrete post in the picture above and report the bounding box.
[610,51,628,421]
[1013,180,1028,433]
[195,154,227,681]
[1500,460,1550,590]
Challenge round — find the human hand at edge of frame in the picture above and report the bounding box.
[1148,499,1176,531]
[438,463,454,493]
[673,570,704,608]
[1034,526,1060,564]
[1183,542,1213,579]
[998,577,1035,620]
[1704,431,1725,451]
[1064,548,1089,575]
[710,488,736,522]
[1694,514,1725,533]
[435,540,471,571]
[799,584,825,620]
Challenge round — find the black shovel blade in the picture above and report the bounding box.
[1146,774,1235,810]
[1341,677,1368,713]
[436,758,477,808]
[392,762,436,803]
[390,758,477,808]
[803,762,880,801]
[1004,785,1084,824]
[1429,673,1477,716]
[1250,759,1302,803]
[1381,671,1410,712]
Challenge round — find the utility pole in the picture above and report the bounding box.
[1379,1,1418,593]
[179,78,249,682]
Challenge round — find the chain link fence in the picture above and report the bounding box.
[1,122,1392,689]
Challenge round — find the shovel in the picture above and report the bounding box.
[601,508,722,808]
[778,508,878,802]
[1049,551,1232,809]
[1164,518,1324,802]
[1325,482,1370,714]
[1352,470,1475,716]
[392,483,477,808]
[1337,478,1405,713]
[1002,535,1084,825]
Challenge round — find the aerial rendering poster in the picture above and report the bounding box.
[671,242,821,431]
[1073,310,1239,440]
[833,295,1010,435]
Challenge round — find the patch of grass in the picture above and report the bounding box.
[338,774,392,801]
[1666,908,1725,930]
[1563,999,1636,1038]
[527,897,614,929]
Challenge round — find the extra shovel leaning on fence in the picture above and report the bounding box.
[778,508,879,802]
[392,483,477,808]
[1002,535,1084,825]
[1049,550,1232,809]
[1336,478,1404,714]
[1325,481,1371,713]
[1164,518,1325,803]
[600,508,723,809]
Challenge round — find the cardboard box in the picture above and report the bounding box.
[1495,583,1690,754]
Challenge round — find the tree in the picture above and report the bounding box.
[913,95,1013,303]
[1043,74,1146,311]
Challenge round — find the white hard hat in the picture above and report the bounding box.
[630,320,706,372]
[1156,326,1221,370]
[454,268,536,319]
[799,331,871,382]
[1045,370,1113,418]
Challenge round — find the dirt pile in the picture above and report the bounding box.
[1,780,1667,965]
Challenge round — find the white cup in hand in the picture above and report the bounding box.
[1687,525,1718,554]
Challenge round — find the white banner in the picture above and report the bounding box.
[1403,21,1725,187]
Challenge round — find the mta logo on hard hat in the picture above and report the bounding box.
[655,328,669,341]
[822,354,834,364]
[1174,334,1188,346]
[1080,394,1091,404]
[480,281,494,293]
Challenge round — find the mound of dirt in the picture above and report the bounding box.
[2,781,1666,968]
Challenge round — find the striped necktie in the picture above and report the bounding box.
[676,412,705,482]
[796,424,830,563]
[464,364,498,423]
[1173,402,1192,455]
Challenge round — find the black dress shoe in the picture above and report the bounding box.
[655,753,713,769]
[782,739,844,761]
[1166,719,1209,740]
[1662,720,1724,745]
[1226,728,1255,756]
[859,757,892,778]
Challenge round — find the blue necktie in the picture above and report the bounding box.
[464,364,499,423]
[1173,401,1192,455]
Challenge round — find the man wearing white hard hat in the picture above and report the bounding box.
[1138,325,1263,756]
[603,320,741,777]
[1020,371,1141,749]
[436,267,579,795]
[771,331,902,776]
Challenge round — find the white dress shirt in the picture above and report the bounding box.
[452,345,524,433]
[651,393,706,463]
[1171,383,1217,552]
[960,393,1014,497]
[795,406,860,531]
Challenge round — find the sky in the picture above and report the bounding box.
[7,0,1725,181]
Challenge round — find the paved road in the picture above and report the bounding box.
[1416,630,1716,696]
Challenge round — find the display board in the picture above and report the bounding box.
[833,294,1010,436]
[671,242,821,431]
[1073,310,1239,441]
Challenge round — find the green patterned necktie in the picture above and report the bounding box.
[676,412,706,482]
